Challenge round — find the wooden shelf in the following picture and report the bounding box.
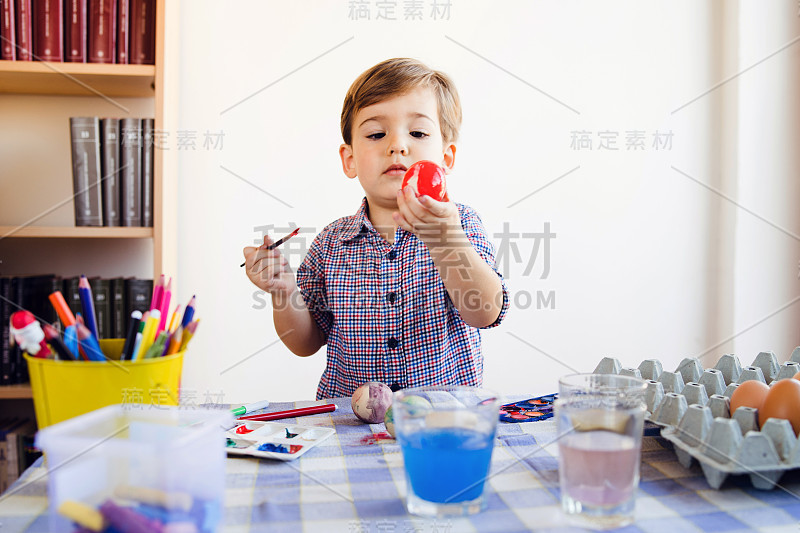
[0,226,154,239]
[0,60,155,97]
[0,384,33,399]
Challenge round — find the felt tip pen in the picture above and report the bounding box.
[237,403,336,422]
[230,400,270,417]
[240,228,300,267]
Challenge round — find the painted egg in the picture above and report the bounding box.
[351,381,393,424]
[730,380,769,415]
[384,395,432,438]
[401,160,448,201]
[384,405,396,438]
[760,378,800,436]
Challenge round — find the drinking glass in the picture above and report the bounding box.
[393,386,500,517]
[556,374,647,529]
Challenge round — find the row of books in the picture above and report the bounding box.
[1,275,153,385]
[0,0,155,64]
[0,418,39,494]
[70,116,154,227]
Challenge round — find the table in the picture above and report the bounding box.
[2,397,800,532]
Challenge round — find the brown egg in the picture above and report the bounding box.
[793,371,800,381]
[730,380,769,415]
[759,378,800,436]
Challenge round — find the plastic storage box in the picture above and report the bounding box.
[25,339,184,428]
[35,404,233,532]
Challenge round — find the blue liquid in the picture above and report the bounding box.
[401,427,495,503]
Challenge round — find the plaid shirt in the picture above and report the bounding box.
[297,198,509,399]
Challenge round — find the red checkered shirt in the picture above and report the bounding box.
[297,198,509,399]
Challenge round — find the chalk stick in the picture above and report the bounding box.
[114,484,193,512]
[57,501,106,532]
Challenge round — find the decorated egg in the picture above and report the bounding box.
[384,395,432,438]
[384,405,396,438]
[730,380,769,415]
[351,381,393,424]
[760,378,800,436]
[401,160,448,201]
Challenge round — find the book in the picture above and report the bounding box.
[0,279,11,385]
[91,277,111,339]
[32,0,62,61]
[7,277,21,385]
[14,0,32,60]
[128,0,153,64]
[5,419,36,488]
[141,118,154,227]
[110,277,126,338]
[0,0,15,60]
[63,276,82,319]
[116,0,129,63]
[101,118,121,226]
[87,0,116,63]
[120,118,142,226]
[0,418,28,494]
[64,0,87,62]
[125,278,152,316]
[69,117,104,227]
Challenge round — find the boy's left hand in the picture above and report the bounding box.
[393,186,464,248]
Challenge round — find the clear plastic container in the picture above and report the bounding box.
[35,404,233,532]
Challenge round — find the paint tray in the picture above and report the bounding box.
[592,347,800,490]
[225,422,335,461]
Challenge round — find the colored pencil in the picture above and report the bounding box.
[78,276,100,340]
[43,324,77,361]
[150,274,165,311]
[237,403,337,422]
[121,310,143,361]
[167,305,181,333]
[240,228,300,267]
[165,325,183,355]
[76,323,106,362]
[180,296,196,329]
[157,277,172,334]
[49,291,76,327]
[178,319,199,352]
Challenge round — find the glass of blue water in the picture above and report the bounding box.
[393,386,501,517]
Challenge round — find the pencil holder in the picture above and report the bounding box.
[25,339,184,429]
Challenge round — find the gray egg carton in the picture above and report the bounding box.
[592,347,800,490]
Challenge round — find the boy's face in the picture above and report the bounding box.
[339,87,456,212]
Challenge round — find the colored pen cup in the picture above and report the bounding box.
[25,339,184,429]
[35,405,232,533]
[555,374,647,530]
[393,386,500,517]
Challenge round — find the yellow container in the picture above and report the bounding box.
[25,339,184,429]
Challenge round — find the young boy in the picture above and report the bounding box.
[243,58,509,399]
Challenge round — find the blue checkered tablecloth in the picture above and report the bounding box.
[2,397,800,532]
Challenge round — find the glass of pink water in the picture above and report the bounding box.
[556,374,646,530]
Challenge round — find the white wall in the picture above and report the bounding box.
[174,1,800,404]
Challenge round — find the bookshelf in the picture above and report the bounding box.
[0,0,178,416]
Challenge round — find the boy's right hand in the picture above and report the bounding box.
[242,236,297,297]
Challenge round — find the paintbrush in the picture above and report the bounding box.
[240,228,300,267]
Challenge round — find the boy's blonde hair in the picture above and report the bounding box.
[340,58,462,146]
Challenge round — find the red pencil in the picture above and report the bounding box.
[237,403,336,421]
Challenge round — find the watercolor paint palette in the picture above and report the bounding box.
[593,348,800,490]
[225,421,335,461]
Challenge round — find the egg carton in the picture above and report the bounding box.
[592,347,800,490]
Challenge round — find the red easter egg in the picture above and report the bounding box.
[401,160,448,201]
